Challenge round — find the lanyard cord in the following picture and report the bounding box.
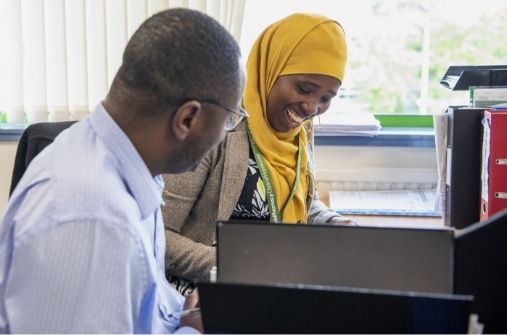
[246,122,302,223]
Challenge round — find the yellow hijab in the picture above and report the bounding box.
[243,13,347,223]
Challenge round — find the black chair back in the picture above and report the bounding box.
[9,121,77,196]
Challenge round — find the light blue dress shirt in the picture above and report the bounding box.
[0,103,199,334]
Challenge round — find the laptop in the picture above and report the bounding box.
[216,221,454,293]
[197,281,473,334]
[454,208,507,333]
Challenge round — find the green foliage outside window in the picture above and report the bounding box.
[348,0,507,117]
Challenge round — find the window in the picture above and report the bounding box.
[0,0,244,124]
[240,0,507,121]
[2,0,506,127]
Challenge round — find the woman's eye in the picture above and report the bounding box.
[297,85,311,94]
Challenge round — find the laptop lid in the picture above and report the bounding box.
[216,221,454,294]
[198,281,472,334]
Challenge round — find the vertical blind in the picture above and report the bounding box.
[0,0,245,123]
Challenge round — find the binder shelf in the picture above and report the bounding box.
[440,65,507,91]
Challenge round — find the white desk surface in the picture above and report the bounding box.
[344,214,446,229]
[320,196,446,230]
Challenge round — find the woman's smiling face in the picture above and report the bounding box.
[265,73,341,132]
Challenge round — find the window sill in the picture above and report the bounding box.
[0,123,26,141]
[314,127,435,148]
[1,124,436,148]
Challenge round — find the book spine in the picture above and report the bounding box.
[480,110,507,221]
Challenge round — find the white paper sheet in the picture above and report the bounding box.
[433,113,448,224]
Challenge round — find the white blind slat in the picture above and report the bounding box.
[168,0,188,8]
[148,0,169,16]
[85,0,109,112]
[45,0,69,121]
[0,0,24,123]
[206,0,221,22]
[66,0,90,120]
[106,0,128,91]
[227,0,245,43]
[22,0,48,123]
[127,0,148,39]
[188,0,206,12]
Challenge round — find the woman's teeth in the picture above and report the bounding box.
[287,108,304,123]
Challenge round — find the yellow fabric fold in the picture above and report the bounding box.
[244,13,347,223]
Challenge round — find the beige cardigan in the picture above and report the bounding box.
[162,122,341,282]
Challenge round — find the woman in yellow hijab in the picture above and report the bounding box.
[244,13,348,223]
[162,13,355,295]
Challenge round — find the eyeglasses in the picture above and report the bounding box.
[199,98,249,131]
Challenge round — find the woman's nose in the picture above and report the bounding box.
[301,100,320,117]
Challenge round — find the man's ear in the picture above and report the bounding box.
[171,100,202,141]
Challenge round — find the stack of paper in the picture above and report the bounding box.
[470,86,507,108]
[315,112,381,137]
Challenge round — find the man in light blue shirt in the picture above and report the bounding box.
[0,8,246,334]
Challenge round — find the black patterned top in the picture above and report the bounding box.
[229,146,270,221]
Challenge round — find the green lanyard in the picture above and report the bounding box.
[246,122,302,223]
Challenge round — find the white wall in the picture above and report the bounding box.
[314,145,438,201]
[0,141,18,214]
[315,145,437,184]
[0,140,438,215]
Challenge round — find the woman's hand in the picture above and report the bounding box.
[179,289,204,333]
[327,216,358,226]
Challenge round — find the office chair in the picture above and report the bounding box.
[9,121,77,197]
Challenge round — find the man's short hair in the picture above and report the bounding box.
[115,8,242,114]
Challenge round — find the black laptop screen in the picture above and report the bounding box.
[216,221,454,294]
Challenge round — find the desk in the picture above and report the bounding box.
[320,196,446,229]
[345,214,446,229]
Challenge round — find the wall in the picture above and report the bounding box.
[314,145,438,197]
[0,140,438,215]
[0,142,18,214]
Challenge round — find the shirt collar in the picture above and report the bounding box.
[89,103,164,219]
